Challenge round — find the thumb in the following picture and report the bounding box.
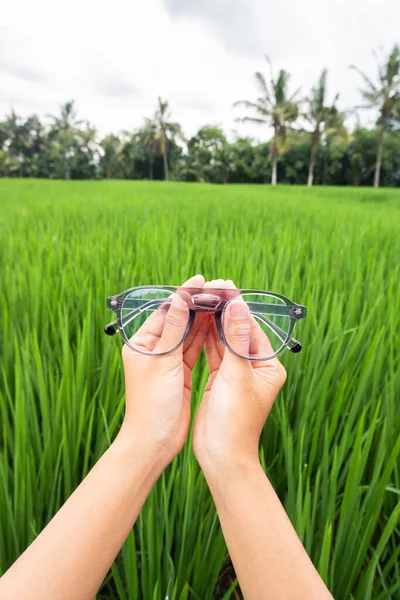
[155,294,189,354]
[221,299,252,373]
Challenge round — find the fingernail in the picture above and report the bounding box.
[229,302,249,319]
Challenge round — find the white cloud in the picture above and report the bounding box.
[1,0,399,140]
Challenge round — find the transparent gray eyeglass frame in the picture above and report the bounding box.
[104,285,307,361]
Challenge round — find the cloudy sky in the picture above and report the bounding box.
[1,0,399,140]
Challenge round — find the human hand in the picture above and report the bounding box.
[117,274,210,468]
[193,279,287,475]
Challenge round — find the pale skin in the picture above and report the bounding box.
[0,275,334,600]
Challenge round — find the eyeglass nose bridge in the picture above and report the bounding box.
[190,293,222,312]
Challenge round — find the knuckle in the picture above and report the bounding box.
[122,337,143,359]
[220,360,252,387]
[230,322,251,340]
[165,308,186,330]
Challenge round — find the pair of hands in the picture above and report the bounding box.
[118,275,287,476]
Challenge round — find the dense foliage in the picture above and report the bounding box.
[1,181,399,599]
[1,109,399,187]
[1,46,399,187]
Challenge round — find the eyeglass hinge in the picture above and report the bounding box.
[108,297,122,310]
[288,306,306,319]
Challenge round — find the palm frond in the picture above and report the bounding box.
[254,72,272,105]
[358,88,380,107]
[352,104,376,111]
[256,96,270,111]
[288,86,302,103]
[254,72,267,94]
[349,65,378,93]
[316,69,328,110]
[275,70,290,104]
[233,100,268,115]
[234,117,268,125]
[265,54,275,90]
[384,45,400,84]
[234,55,301,141]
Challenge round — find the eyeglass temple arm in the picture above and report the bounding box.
[104,320,119,336]
[104,300,303,353]
[104,299,164,336]
[253,314,302,353]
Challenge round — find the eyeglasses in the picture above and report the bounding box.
[104,286,307,361]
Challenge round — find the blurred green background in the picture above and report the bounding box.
[0,180,399,599]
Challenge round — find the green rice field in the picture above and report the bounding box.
[0,179,399,599]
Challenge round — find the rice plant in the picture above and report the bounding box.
[0,180,399,599]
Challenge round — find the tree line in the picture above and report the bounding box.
[1,46,399,187]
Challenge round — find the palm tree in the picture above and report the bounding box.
[322,107,349,184]
[142,119,158,180]
[304,69,342,186]
[78,122,99,179]
[48,101,83,179]
[2,111,27,176]
[233,56,300,185]
[100,135,121,179]
[0,150,19,177]
[154,98,181,180]
[350,45,400,187]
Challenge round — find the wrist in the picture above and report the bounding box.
[112,428,172,478]
[199,452,262,487]
[202,457,265,511]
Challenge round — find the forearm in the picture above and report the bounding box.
[0,433,165,600]
[204,460,334,600]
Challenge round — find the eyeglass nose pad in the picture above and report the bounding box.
[190,294,222,311]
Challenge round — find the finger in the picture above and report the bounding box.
[203,279,231,368]
[206,278,240,304]
[177,273,205,305]
[183,312,205,353]
[221,290,252,378]
[218,281,277,364]
[182,273,205,287]
[180,274,208,365]
[181,273,205,289]
[132,305,167,340]
[131,275,204,349]
[210,317,225,362]
[124,300,169,352]
[207,278,242,362]
[153,274,204,354]
[182,272,208,356]
[183,313,211,369]
[154,292,190,353]
[138,274,204,339]
[204,319,223,374]
[224,299,251,357]
[249,315,275,357]
[204,278,226,288]
[247,314,283,370]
